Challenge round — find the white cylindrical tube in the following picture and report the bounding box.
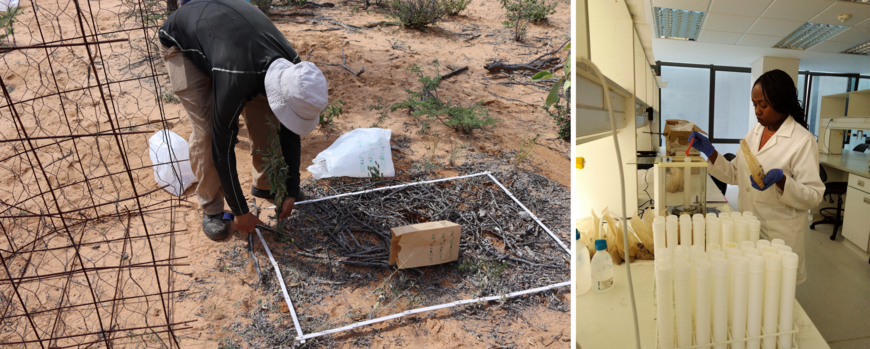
[756,239,770,249]
[748,219,761,243]
[667,218,680,249]
[692,251,708,264]
[709,250,725,261]
[691,244,706,254]
[724,242,739,251]
[695,260,712,349]
[743,211,755,218]
[746,255,765,349]
[730,212,742,218]
[776,244,792,256]
[778,252,799,349]
[735,220,749,244]
[711,258,729,349]
[656,262,675,349]
[742,246,760,258]
[762,254,782,349]
[707,243,721,252]
[680,216,692,246]
[726,247,742,259]
[653,220,666,255]
[675,261,693,348]
[740,241,755,251]
[771,238,785,247]
[721,220,734,245]
[762,246,778,260]
[707,217,720,251]
[731,256,750,349]
[693,215,706,248]
[684,158,692,208]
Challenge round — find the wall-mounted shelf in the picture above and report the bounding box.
[820,88,870,119]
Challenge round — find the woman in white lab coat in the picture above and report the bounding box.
[689,69,824,284]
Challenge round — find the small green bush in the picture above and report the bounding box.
[319,99,344,129]
[545,103,570,141]
[0,6,23,42]
[443,0,472,15]
[387,0,446,28]
[390,61,497,133]
[501,0,558,41]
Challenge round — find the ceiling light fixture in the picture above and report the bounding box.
[774,22,849,50]
[654,7,706,41]
[842,40,870,54]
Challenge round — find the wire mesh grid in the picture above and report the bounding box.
[0,1,191,347]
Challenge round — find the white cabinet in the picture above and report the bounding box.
[842,174,870,252]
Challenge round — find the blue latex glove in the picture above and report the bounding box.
[688,131,715,157]
[750,169,784,191]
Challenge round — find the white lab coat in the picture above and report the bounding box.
[707,116,824,284]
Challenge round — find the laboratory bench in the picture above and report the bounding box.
[575,260,829,349]
[819,152,870,252]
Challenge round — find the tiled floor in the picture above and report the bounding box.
[723,184,870,349]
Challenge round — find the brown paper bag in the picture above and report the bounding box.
[389,221,461,269]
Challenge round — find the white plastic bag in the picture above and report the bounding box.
[148,130,196,196]
[0,0,20,12]
[307,128,395,180]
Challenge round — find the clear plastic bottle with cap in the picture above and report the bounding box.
[591,239,614,293]
[576,229,592,295]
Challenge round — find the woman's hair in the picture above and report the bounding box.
[754,69,808,129]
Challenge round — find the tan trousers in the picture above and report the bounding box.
[160,45,277,215]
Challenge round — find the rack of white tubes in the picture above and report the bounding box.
[652,211,800,349]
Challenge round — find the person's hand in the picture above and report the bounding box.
[750,169,784,191]
[688,131,716,157]
[235,212,265,234]
[278,197,296,221]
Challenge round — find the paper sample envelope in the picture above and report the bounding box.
[389,221,461,269]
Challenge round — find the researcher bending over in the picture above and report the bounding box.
[159,0,328,240]
[688,69,823,284]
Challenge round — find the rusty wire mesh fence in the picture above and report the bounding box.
[0,0,191,347]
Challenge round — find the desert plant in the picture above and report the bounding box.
[426,133,441,164]
[0,5,22,43]
[390,61,497,133]
[387,0,446,28]
[367,163,384,182]
[255,118,290,232]
[544,103,569,141]
[515,133,539,165]
[447,141,470,166]
[443,0,472,15]
[531,43,570,141]
[364,98,392,128]
[319,99,344,129]
[251,0,273,12]
[501,0,557,41]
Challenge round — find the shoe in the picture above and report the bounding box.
[202,213,230,241]
[251,185,274,200]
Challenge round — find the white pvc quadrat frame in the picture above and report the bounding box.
[255,171,571,343]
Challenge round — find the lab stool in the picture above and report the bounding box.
[810,165,848,240]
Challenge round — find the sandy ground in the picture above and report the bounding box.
[0,0,571,348]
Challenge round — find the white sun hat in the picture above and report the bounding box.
[264,58,328,136]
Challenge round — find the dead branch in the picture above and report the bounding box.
[441,66,468,80]
[487,91,535,106]
[483,57,560,74]
[316,50,364,76]
[364,21,400,28]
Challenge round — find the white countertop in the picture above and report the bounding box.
[575,260,829,349]
[819,152,870,179]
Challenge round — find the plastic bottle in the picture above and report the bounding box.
[576,230,592,295]
[591,239,614,293]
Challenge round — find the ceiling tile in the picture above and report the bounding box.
[808,40,859,53]
[698,30,744,44]
[852,17,870,28]
[703,13,757,33]
[761,0,835,22]
[653,0,712,12]
[829,26,870,43]
[709,0,774,17]
[747,18,805,36]
[810,1,870,26]
[737,33,784,47]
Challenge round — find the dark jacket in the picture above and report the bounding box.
[159,0,303,216]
